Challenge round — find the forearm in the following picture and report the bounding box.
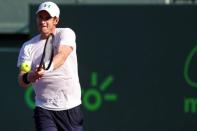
[52,45,72,70]
[53,53,67,70]
[18,72,31,88]
[18,69,44,88]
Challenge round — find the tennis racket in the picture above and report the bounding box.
[38,33,54,71]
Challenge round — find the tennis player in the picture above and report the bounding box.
[17,1,83,131]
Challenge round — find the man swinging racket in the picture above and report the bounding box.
[17,1,83,131]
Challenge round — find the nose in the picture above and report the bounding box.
[39,18,47,25]
[41,20,46,24]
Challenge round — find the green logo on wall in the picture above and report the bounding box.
[24,72,117,111]
[184,45,197,113]
[184,45,197,88]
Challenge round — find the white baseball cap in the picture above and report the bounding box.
[36,1,60,17]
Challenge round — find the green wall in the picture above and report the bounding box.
[1,5,197,131]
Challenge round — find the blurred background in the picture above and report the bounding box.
[2,0,197,131]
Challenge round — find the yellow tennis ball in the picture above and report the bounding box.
[20,61,31,72]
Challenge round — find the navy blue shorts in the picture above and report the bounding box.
[33,105,83,131]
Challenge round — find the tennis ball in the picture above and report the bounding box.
[20,61,31,72]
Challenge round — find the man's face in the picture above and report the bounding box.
[36,10,59,36]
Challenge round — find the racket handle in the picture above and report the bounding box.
[37,65,43,71]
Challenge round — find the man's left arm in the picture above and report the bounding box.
[52,44,73,70]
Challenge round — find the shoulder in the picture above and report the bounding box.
[55,28,76,47]
[56,28,76,36]
[56,27,75,32]
[21,35,40,49]
[20,35,39,52]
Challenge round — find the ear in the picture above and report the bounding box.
[54,17,59,25]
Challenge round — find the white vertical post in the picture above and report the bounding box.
[165,0,171,4]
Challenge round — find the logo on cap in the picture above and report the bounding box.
[44,4,51,8]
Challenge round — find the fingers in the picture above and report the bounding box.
[28,70,44,83]
[36,65,43,72]
[27,65,47,83]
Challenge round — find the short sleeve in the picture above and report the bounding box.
[59,28,76,48]
[17,43,32,67]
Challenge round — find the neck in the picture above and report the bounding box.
[40,29,56,39]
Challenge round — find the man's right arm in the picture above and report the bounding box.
[18,71,31,88]
[18,69,44,88]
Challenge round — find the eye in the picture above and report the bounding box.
[44,16,51,21]
[38,15,51,21]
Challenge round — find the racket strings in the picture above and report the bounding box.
[40,34,54,70]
